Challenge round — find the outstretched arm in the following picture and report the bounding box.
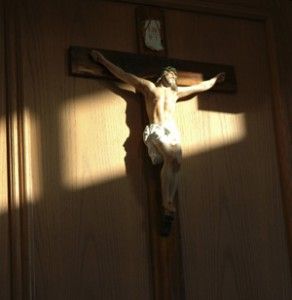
[90,50,155,94]
[177,72,225,99]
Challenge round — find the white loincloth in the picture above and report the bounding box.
[143,123,180,164]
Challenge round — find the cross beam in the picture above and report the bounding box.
[69,46,236,92]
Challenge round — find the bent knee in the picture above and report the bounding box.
[167,153,182,172]
[172,158,181,172]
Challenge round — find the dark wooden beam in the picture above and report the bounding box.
[146,162,185,300]
[69,46,237,92]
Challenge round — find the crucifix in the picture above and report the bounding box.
[69,46,236,237]
[91,50,226,234]
[69,46,236,299]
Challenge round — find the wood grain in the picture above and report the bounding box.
[4,1,29,298]
[167,8,292,299]
[272,0,292,124]
[0,2,11,300]
[265,16,292,276]
[19,0,152,299]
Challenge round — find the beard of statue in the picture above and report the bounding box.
[156,74,178,92]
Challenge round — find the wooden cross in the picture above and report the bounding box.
[69,46,236,92]
[69,46,236,299]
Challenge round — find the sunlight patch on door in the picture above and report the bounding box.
[0,117,8,213]
[60,92,129,189]
[176,103,247,157]
[0,109,41,211]
[23,108,43,204]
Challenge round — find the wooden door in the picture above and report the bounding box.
[3,0,292,299]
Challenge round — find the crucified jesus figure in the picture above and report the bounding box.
[91,50,225,226]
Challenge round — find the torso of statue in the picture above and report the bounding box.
[144,85,178,126]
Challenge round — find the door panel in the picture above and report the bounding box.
[168,11,292,299]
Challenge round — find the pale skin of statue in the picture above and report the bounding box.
[91,50,225,217]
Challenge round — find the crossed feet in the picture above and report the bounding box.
[161,201,176,236]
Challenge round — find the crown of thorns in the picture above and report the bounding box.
[162,66,177,75]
